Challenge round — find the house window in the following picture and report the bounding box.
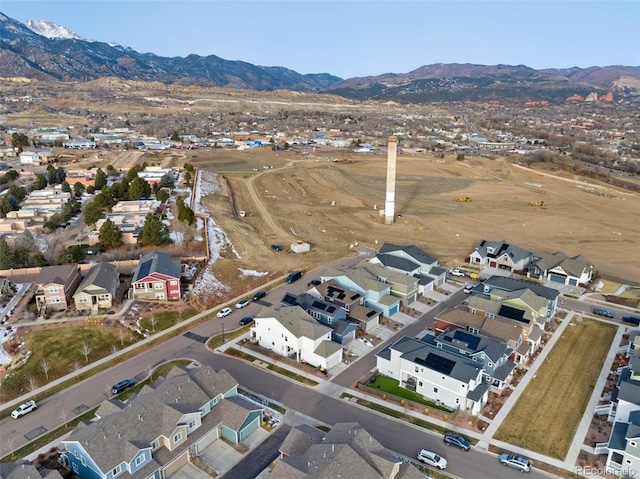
[415,366,419,373]
[155,293,165,299]
[49,286,59,293]
[78,296,88,303]
[112,465,121,476]
[74,451,79,459]
[51,296,61,303]
[150,440,159,450]
[135,455,145,466]
[625,459,632,464]
[72,464,79,474]
[170,280,178,285]
[154,283,163,289]
[81,456,86,466]
[173,432,183,443]
[189,420,196,429]
[488,362,493,367]
[433,387,438,393]
[456,398,460,404]
[630,441,637,447]
[418,381,423,387]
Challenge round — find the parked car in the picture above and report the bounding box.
[235,299,250,309]
[252,290,266,301]
[449,269,466,277]
[271,244,283,252]
[593,308,614,318]
[443,432,471,451]
[11,400,37,419]
[111,379,135,396]
[622,315,640,325]
[417,449,447,469]
[217,307,233,318]
[463,285,474,294]
[239,317,253,326]
[286,271,302,283]
[307,279,321,287]
[499,454,531,473]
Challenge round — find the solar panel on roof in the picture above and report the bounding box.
[416,353,456,375]
[452,330,481,350]
[136,260,152,280]
[312,300,327,311]
[366,310,377,317]
[327,306,336,314]
[327,286,346,300]
[350,294,361,300]
[499,305,528,323]
[282,293,299,306]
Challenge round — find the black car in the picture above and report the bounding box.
[239,317,253,326]
[111,379,135,395]
[307,279,321,287]
[622,315,640,325]
[271,244,283,252]
[443,432,471,451]
[286,271,302,283]
[593,308,614,318]
[252,290,266,301]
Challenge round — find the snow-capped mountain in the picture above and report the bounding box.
[24,19,86,40]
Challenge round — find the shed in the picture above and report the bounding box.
[290,242,310,254]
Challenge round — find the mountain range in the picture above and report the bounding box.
[2,13,640,104]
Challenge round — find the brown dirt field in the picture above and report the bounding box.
[191,149,640,285]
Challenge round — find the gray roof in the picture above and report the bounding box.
[533,251,593,277]
[482,276,559,301]
[322,267,388,293]
[313,340,343,358]
[357,261,418,288]
[133,251,180,282]
[466,382,489,402]
[74,261,119,297]
[0,461,63,479]
[436,328,509,363]
[257,306,332,341]
[279,424,326,458]
[492,360,516,381]
[615,367,640,406]
[36,264,77,286]
[374,254,419,274]
[64,366,239,473]
[378,243,437,266]
[390,336,483,383]
[474,239,532,264]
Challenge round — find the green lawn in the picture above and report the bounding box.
[369,375,452,412]
[0,325,142,402]
[139,308,197,332]
[494,319,616,459]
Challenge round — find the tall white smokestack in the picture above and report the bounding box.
[385,136,398,225]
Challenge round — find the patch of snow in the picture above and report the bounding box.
[0,327,16,366]
[239,269,268,277]
[169,231,184,244]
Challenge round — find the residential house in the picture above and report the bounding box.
[251,305,343,369]
[321,264,403,317]
[429,328,516,391]
[73,262,120,313]
[0,461,63,479]
[599,353,640,478]
[376,336,489,415]
[528,251,594,286]
[19,150,40,165]
[308,279,381,331]
[271,422,425,479]
[62,366,263,479]
[281,292,358,345]
[434,308,536,364]
[468,239,534,273]
[131,251,181,301]
[35,264,82,313]
[370,243,447,293]
[478,276,559,321]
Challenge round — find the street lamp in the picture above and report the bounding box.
[221,323,225,343]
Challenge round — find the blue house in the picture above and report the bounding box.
[62,366,263,479]
[280,292,358,344]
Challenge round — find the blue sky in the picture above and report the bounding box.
[2,1,639,79]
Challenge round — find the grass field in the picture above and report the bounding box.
[0,325,142,402]
[139,308,198,332]
[494,319,616,459]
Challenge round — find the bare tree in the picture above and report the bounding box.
[26,375,38,394]
[73,360,82,372]
[150,315,157,332]
[6,437,16,460]
[58,407,69,430]
[81,341,91,363]
[119,328,126,346]
[41,358,51,381]
[111,343,119,356]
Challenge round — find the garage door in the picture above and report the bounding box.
[568,278,578,286]
[549,273,566,284]
[193,427,219,455]
[162,450,189,477]
[389,305,399,316]
[239,417,260,442]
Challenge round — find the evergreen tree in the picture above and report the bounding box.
[74,182,86,197]
[83,199,104,226]
[8,185,27,202]
[171,131,180,142]
[158,173,175,189]
[98,219,123,249]
[0,237,14,269]
[137,214,170,246]
[94,168,107,190]
[128,177,151,200]
[46,165,57,184]
[61,180,71,193]
[32,175,48,190]
[156,189,170,203]
[178,204,195,225]
[0,197,12,218]
[55,167,66,184]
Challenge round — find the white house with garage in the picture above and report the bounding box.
[251,305,343,369]
[527,251,594,286]
[376,336,489,415]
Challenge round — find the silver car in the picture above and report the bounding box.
[499,453,531,473]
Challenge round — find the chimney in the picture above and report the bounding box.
[385,136,398,225]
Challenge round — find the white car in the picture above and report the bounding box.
[217,307,233,318]
[417,449,447,469]
[11,400,38,419]
[449,269,466,277]
[235,299,250,309]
